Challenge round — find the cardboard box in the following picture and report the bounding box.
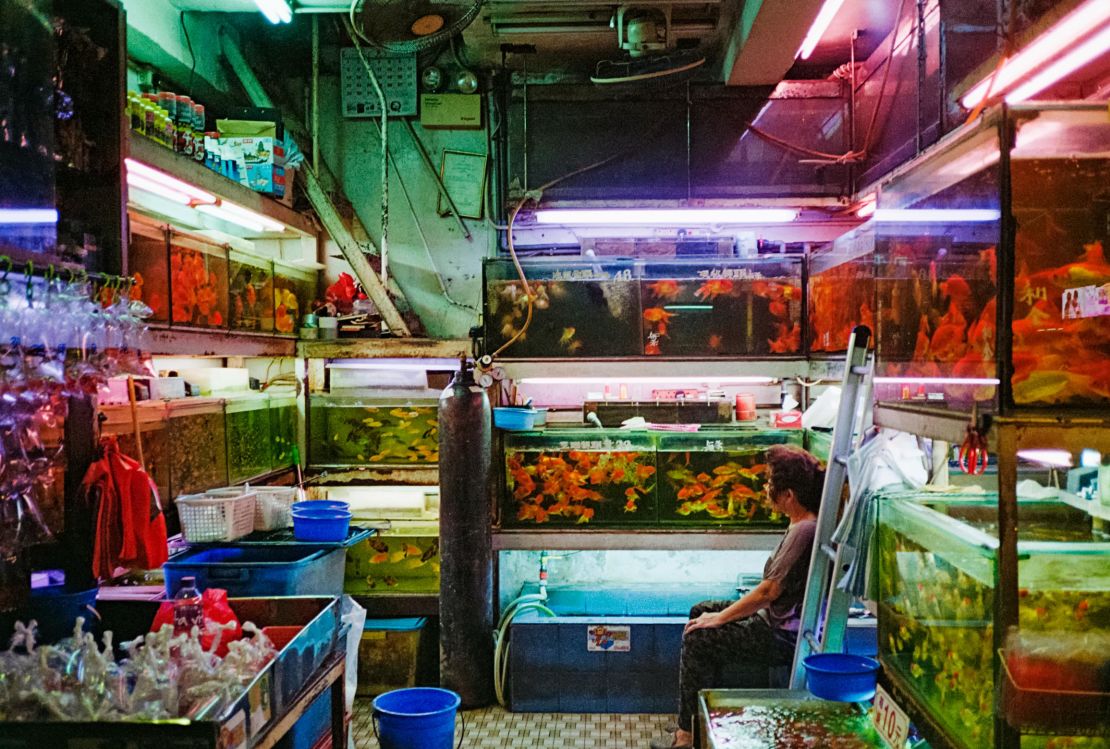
[217,120,287,197]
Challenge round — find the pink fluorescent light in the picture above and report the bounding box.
[195,202,276,233]
[856,196,877,218]
[0,208,58,224]
[1006,24,1110,103]
[209,200,285,232]
[125,159,216,204]
[532,209,798,226]
[961,0,1110,108]
[874,376,1000,386]
[872,209,1000,223]
[1017,449,1073,468]
[520,377,776,385]
[797,0,847,60]
[127,173,193,205]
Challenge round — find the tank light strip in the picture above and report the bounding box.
[872,209,1000,223]
[874,377,1000,385]
[961,0,1110,108]
[519,377,777,385]
[253,0,293,24]
[1005,24,1110,103]
[1016,449,1073,468]
[797,0,847,60]
[125,159,216,204]
[532,209,799,226]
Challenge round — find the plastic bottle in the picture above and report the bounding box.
[172,576,203,636]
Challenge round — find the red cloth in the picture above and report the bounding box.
[83,436,169,579]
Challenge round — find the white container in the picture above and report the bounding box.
[178,367,251,396]
[318,316,338,340]
[149,377,186,400]
[252,486,303,531]
[175,491,257,543]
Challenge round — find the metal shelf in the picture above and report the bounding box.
[492,529,782,551]
[146,325,297,357]
[873,403,977,446]
[298,338,470,359]
[129,136,318,237]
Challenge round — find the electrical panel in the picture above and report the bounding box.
[340,48,417,118]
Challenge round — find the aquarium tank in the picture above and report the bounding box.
[876,492,1110,749]
[224,394,272,483]
[309,394,439,466]
[808,230,875,355]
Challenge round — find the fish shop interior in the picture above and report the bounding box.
[2,0,1110,748]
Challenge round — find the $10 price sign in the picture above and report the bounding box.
[871,685,910,748]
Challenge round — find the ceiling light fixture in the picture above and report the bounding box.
[855,195,877,218]
[1005,24,1110,103]
[127,173,194,205]
[532,208,799,226]
[253,0,293,24]
[961,0,1110,108]
[208,200,285,233]
[0,208,59,225]
[126,159,216,205]
[797,0,848,60]
[872,208,1001,223]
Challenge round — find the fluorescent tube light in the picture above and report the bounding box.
[532,209,798,226]
[127,173,194,205]
[125,159,216,204]
[519,376,777,385]
[856,196,877,218]
[210,200,285,233]
[0,208,59,225]
[196,203,268,233]
[961,0,1110,108]
[873,376,1000,386]
[253,0,293,24]
[1016,449,1073,468]
[1005,24,1110,103]
[872,209,1000,223]
[797,0,847,60]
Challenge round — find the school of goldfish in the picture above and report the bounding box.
[320,405,439,465]
[505,449,657,525]
[661,453,783,523]
[170,247,224,327]
[809,261,875,353]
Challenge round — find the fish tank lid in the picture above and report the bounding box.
[504,429,655,448]
[266,395,297,408]
[273,260,319,279]
[165,396,224,416]
[312,392,440,406]
[223,392,269,413]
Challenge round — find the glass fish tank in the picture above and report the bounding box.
[640,259,803,357]
[167,397,228,499]
[224,394,272,483]
[169,230,229,329]
[502,431,657,527]
[808,233,875,354]
[228,249,274,333]
[700,691,887,749]
[805,428,833,464]
[876,492,1110,749]
[127,214,169,325]
[268,395,297,471]
[484,258,642,358]
[309,394,439,466]
[273,261,316,335]
[345,522,440,594]
[656,429,802,526]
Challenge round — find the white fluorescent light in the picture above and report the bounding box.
[872,209,1000,223]
[532,209,799,226]
[1005,24,1110,103]
[520,377,777,385]
[128,173,193,205]
[211,201,286,232]
[126,159,216,204]
[253,0,293,24]
[0,208,59,225]
[856,196,877,218]
[961,0,1110,108]
[196,203,267,233]
[798,0,847,60]
[1017,449,1073,468]
[874,376,1000,385]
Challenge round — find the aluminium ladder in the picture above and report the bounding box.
[788,325,873,689]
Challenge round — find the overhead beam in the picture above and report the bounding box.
[722,0,828,86]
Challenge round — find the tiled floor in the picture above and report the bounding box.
[351,700,675,748]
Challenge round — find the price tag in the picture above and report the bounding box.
[871,685,910,749]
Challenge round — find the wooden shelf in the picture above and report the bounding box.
[492,529,783,551]
[146,325,297,357]
[129,135,318,238]
[298,337,470,360]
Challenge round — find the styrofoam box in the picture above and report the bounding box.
[178,367,250,396]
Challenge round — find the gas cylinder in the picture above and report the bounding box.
[438,357,494,707]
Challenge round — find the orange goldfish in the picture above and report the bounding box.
[707,334,723,350]
[940,274,971,302]
[643,307,674,336]
[635,464,656,480]
[769,299,788,319]
[695,279,733,300]
[648,280,681,299]
[769,322,801,353]
[645,340,661,356]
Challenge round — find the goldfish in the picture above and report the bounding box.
[642,307,674,337]
[648,280,680,299]
[978,247,997,281]
[769,299,788,319]
[707,334,722,350]
[389,550,406,563]
[566,340,583,354]
[404,544,423,558]
[369,552,389,564]
[695,279,733,300]
[634,465,656,480]
[559,327,577,346]
[768,322,801,353]
[940,274,971,302]
[645,340,661,356]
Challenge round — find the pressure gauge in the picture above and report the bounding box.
[456,70,479,94]
[421,66,444,92]
[477,371,495,388]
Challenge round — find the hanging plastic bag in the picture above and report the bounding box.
[151,588,242,657]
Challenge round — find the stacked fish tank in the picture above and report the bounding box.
[268,395,298,471]
[865,103,1110,412]
[169,230,230,329]
[308,395,439,467]
[876,492,1110,749]
[224,393,272,483]
[273,261,316,336]
[655,429,802,526]
[346,524,440,594]
[228,249,274,332]
[166,397,228,498]
[483,257,804,358]
[808,230,875,355]
[502,431,658,527]
[127,214,169,325]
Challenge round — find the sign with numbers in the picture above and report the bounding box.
[871,685,910,749]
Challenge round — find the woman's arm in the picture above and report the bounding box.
[683,578,784,634]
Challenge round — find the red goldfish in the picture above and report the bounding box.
[708,334,723,350]
[643,307,674,336]
[695,279,733,300]
[769,299,788,319]
[648,280,681,299]
[768,322,801,353]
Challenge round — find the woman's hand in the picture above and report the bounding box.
[683,611,726,635]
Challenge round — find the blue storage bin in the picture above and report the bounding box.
[163,545,346,598]
[276,686,332,749]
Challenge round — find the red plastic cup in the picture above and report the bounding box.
[735,393,757,421]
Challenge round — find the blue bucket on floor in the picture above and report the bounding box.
[802,653,880,702]
[372,688,463,749]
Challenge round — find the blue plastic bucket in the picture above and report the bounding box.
[292,508,352,542]
[292,500,349,512]
[802,653,880,702]
[372,687,463,749]
[27,584,98,643]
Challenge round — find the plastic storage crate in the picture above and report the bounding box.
[356,618,427,697]
[163,545,346,597]
[175,491,257,543]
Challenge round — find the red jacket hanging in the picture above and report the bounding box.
[83,436,169,579]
